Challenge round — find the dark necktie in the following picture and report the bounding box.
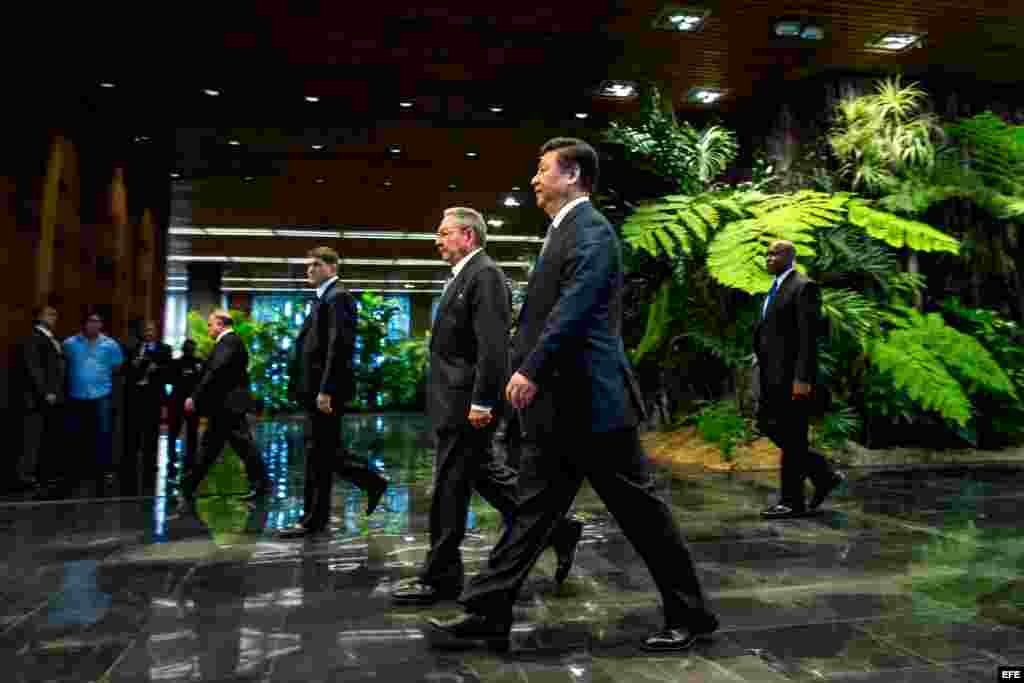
[762,278,780,320]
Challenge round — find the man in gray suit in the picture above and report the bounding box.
[393,207,581,605]
[15,305,65,490]
[755,240,843,518]
[428,138,717,653]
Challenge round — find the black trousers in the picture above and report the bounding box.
[757,387,834,509]
[122,386,163,495]
[184,411,269,498]
[421,423,520,589]
[302,410,386,532]
[460,427,715,629]
[167,403,200,479]
[21,404,62,482]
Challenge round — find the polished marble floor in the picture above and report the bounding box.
[2,414,1022,682]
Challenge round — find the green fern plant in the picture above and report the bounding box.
[866,306,1018,427]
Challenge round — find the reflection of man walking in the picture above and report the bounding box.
[279,247,387,539]
[429,138,718,653]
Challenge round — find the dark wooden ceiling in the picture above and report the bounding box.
[36,1,1024,283]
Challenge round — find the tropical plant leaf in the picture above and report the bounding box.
[632,279,674,363]
[706,191,848,293]
[848,200,960,254]
[820,288,885,349]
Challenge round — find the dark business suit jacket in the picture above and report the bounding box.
[512,200,645,438]
[17,328,66,412]
[428,251,512,432]
[753,270,821,398]
[126,341,173,392]
[190,332,253,417]
[289,280,358,410]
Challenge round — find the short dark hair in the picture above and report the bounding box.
[32,305,55,320]
[84,312,103,325]
[308,246,340,266]
[540,137,599,193]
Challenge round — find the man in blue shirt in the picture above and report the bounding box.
[63,312,124,497]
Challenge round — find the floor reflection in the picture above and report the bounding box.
[1,413,1021,683]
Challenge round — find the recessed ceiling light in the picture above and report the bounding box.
[597,80,638,99]
[203,88,221,97]
[242,176,256,182]
[487,219,504,228]
[466,151,478,158]
[490,105,504,113]
[133,135,151,143]
[311,144,324,150]
[867,31,925,51]
[388,145,402,154]
[314,176,327,184]
[383,179,393,188]
[399,101,413,108]
[511,186,521,191]
[228,139,241,146]
[99,81,116,89]
[170,172,182,179]
[448,183,457,190]
[503,196,522,208]
[304,95,320,103]
[654,7,709,32]
[575,112,589,119]
[687,87,725,104]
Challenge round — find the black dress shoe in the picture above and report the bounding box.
[366,478,388,515]
[240,482,270,501]
[277,524,326,539]
[427,612,512,652]
[640,623,717,652]
[809,471,845,510]
[760,503,806,519]
[391,580,461,605]
[552,518,583,585]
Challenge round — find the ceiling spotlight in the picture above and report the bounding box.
[466,151,478,158]
[304,95,320,102]
[597,80,638,99]
[228,139,241,146]
[99,81,116,89]
[169,171,182,179]
[503,196,521,208]
[487,219,504,228]
[383,180,393,188]
[448,183,457,190]
[511,186,521,191]
[314,176,327,184]
[133,135,151,143]
[655,8,709,32]
[202,88,221,97]
[399,101,413,108]
[311,144,325,150]
[388,145,402,155]
[867,31,925,51]
[490,105,504,113]
[575,112,589,119]
[242,176,256,182]
[687,87,725,104]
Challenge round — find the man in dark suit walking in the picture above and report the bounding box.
[179,310,270,510]
[428,138,718,653]
[123,320,173,496]
[754,240,843,519]
[392,208,581,605]
[279,247,388,539]
[15,305,65,491]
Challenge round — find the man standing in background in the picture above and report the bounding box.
[123,320,172,496]
[15,305,65,493]
[167,339,204,488]
[63,312,123,498]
